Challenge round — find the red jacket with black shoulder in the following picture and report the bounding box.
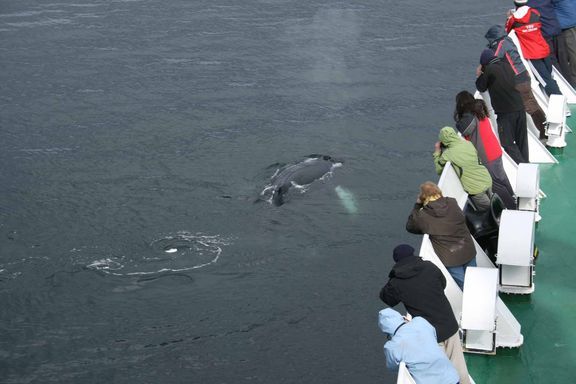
[505,6,549,59]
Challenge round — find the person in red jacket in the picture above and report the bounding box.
[454,91,517,209]
[506,0,562,96]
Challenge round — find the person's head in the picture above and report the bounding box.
[438,126,460,147]
[378,308,406,339]
[455,90,475,105]
[419,181,443,205]
[454,91,489,121]
[513,0,527,8]
[454,90,476,120]
[485,25,506,48]
[392,244,415,262]
[480,48,496,67]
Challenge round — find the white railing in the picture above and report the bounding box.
[417,163,524,349]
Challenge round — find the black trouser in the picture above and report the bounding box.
[486,157,517,209]
[556,28,576,88]
[496,110,529,164]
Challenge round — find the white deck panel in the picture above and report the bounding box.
[497,210,535,266]
[461,267,498,331]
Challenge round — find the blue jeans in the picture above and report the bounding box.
[447,258,477,290]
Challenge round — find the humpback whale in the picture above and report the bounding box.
[261,155,342,206]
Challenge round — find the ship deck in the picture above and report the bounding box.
[466,107,576,383]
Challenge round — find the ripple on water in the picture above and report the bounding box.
[78,232,232,276]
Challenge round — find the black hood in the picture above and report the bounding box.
[485,25,506,48]
[456,113,477,137]
[389,256,426,279]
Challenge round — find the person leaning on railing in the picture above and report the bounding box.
[404,183,478,291]
[433,126,494,211]
[453,90,517,209]
[506,0,562,96]
[378,307,459,384]
[379,244,471,384]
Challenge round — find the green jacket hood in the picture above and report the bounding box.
[439,126,460,146]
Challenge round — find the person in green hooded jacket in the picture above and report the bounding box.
[433,126,493,212]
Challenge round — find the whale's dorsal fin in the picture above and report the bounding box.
[306,154,335,162]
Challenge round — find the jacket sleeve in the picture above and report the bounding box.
[505,15,514,33]
[433,151,446,175]
[437,264,447,289]
[384,343,401,371]
[503,41,525,76]
[476,72,489,93]
[405,204,425,234]
[380,282,401,307]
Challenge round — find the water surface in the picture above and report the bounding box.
[0,1,508,382]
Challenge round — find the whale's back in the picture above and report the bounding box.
[270,157,337,205]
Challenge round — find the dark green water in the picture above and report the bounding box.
[0,1,509,383]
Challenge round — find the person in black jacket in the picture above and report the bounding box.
[484,24,548,139]
[380,244,471,384]
[476,48,529,164]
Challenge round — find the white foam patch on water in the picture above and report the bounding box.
[0,256,49,280]
[42,3,102,7]
[259,184,277,204]
[0,11,64,18]
[6,19,73,28]
[86,258,124,271]
[196,60,222,65]
[19,147,75,155]
[80,232,232,276]
[163,58,194,64]
[291,181,308,192]
[260,185,276,195]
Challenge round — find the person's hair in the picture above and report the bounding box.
[453,90,489,121]
[419,181,443,204]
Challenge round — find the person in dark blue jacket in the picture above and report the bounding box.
[553,0,576,86]
[527,0,562,65]
[528,0,562,38]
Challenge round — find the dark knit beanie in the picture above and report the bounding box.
[392,244,415,262]
[480,49,496,66]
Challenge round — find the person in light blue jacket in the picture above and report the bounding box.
[379,308,460,384]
